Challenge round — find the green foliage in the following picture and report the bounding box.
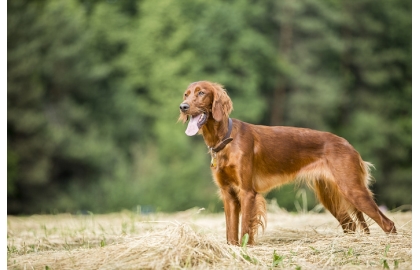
[7,0,411,214]
[380,244,392,269]
[240,234,258,264]
[272,250,285,267]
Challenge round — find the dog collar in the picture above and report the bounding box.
[209,118,233,153]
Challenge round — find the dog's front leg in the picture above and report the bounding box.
[240,189,257,245]
[220,188,240,245]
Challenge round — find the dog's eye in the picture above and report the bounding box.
[198,91,205,96]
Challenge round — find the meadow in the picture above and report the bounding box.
[7,203,411,269]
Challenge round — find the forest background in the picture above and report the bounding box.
[7,0,411,215]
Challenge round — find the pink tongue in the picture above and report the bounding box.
[185,115,200,136]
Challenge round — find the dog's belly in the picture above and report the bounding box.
[252,173,295,193]
[252,158,335,193]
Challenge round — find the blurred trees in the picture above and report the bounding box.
[7,0,411,214]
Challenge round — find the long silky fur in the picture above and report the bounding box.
[179,80,396,245]
[251,194,267,236]
[298,159,376,233]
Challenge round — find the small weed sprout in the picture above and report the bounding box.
[240,234,258,264]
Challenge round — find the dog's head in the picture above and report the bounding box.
[179,81,233,136]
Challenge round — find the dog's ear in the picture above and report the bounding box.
[211,83,233,122]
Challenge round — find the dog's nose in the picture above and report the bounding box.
[180,103,190,112]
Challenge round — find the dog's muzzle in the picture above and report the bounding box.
[180,103,190,112]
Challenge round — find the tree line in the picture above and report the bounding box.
[7,0,411,214]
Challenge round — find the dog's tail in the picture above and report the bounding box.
[361,161,375,194]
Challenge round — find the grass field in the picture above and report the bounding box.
[7,204,412,269]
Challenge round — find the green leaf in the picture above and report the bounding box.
[272,250,284,267]
[381,259,390,269]
[384,244,390,256]
[241,233,249,248]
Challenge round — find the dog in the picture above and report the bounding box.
[178,81,396,245]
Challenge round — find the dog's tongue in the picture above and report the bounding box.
[185,115,200,136]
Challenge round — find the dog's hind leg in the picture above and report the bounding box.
[331,158,396,234]
[313,179,358,233]
[339,185,396,234]
[354,209,370,234]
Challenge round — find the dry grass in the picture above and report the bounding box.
[7,204,412,269]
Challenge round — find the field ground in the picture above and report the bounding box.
[7,205,412,269]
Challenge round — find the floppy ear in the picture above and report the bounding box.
[211,83,233,122]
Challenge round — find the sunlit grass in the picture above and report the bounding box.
[7,208,411,269]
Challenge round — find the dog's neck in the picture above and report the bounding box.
[201,117,231,149]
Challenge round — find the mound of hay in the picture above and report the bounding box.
[9,222,248,269]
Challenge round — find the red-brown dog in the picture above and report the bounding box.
[179,81,396,245]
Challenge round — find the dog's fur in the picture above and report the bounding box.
[179,81,396,245]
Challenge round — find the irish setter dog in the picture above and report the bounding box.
[179,81,396,245]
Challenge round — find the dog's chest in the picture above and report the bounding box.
[210,153,241,187]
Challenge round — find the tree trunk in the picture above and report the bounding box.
[270,3,293,126]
